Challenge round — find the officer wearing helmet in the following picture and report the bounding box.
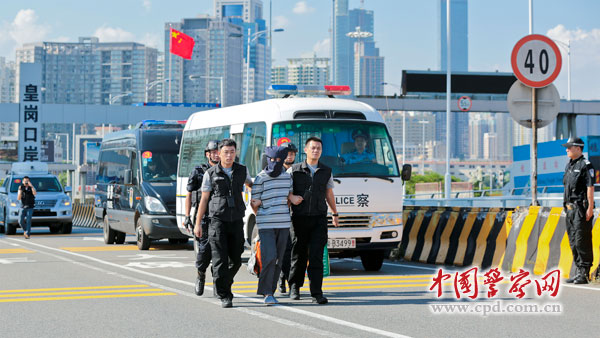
[342,129,376,165]
[184,140,220,295]
[562,137,595,284]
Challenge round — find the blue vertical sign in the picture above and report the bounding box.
[18,63,42,162]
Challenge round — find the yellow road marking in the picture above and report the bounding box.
[0,248,34,254]
[229,280,437,289]
[0,285,149,293]
[60,246,157,252]
[0,288,163,298]
[211,275,436,286]
[232,283,455,293]
[0,293,176,303]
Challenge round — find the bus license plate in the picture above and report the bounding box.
[328,238,356,249]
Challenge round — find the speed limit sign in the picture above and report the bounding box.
[511,34,562,88]
[457,96,472,112]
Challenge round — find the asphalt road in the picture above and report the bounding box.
[1,226,600,338]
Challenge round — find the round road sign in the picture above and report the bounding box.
[511,34,562,88]
[507,80,560,129]
[457,96,472,112]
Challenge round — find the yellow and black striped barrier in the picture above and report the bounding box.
[72,202,99,228]
[399,206,512,269]
[400,206,600,279]
[500,206,600,279]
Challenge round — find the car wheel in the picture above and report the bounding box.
[178,238,189,244]
[103,214,115,244]
[136,218,150,250]
[360,250,385,272]
[115,231,126,244]
[168,238,180,245]
[49,225,60,234]
[61,222,72,234]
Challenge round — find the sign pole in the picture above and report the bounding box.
[531,87,538,205]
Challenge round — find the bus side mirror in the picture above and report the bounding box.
[64,186,72,193]
[124,169,133,185]
[401,164,412,181]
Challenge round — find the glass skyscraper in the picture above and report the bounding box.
[439,0,468,72]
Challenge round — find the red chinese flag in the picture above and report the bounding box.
[170,29,195,60]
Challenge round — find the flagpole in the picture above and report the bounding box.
[168,25,172,103]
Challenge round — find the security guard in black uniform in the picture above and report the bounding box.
[288,137,339,305]
[184,140,220,296]
[194,138,253,308]
[562,137,595,284]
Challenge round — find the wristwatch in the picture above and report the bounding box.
[331,213,339,217]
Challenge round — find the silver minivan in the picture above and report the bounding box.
[0,162,73,234]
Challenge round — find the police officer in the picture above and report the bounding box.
[288,137,340,304]
[194,138,253,308]
[278,142,298,294]
[562,137,595,284]
[342,130,376,165]
[184,140,220,296]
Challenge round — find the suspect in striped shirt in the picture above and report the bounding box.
[250,145,303,304]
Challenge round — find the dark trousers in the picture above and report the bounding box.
[195,219,211,273]
[279,235,292,284]
[289,215,328,297]
[19,207,34,235]
[565,206,594,268]
[208,217,244,300]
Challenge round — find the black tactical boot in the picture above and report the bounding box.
[574,267,590,284]
[278,278,287,294]
[566,270,580,283]
[195,271,206,296]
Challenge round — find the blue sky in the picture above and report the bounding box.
[1,0,599,99]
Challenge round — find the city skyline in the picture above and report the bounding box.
[0,1,599,99]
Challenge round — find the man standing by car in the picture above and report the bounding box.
[194,139,253,308]
[17,176,36,239]
[184,140,219,296]
[562,137,595,284]
[288,137,340,304]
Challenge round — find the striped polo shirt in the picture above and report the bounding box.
[251,170,293,229]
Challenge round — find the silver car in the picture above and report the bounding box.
[0,174,73,234]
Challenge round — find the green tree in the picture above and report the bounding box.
[405,171,461,196]
[58,171,68,187]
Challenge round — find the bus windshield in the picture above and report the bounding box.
[10,177,62,193]
[272,121,399,177]
[141,151,178,182]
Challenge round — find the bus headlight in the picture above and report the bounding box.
[144,196,167,213]
[371,213,403,227]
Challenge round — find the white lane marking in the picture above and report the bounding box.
[9,239,342,338]
[0,257,36,264]
[117,253,188,260]
[124,261,195,269]
[83,237,104,242]
[11,238,410,338]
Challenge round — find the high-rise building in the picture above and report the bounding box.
[434,111,469,159]
[0,57,16,103]
[439,0,468,72]
[215,0,269,103]
[381,111,436,161]
[286,56,330,86]
[333,0,383,95]
[15,37,158,105]
[483,132,497,160]
[469,115,491,159]
[164,16,244,106]
[270,66,287,85]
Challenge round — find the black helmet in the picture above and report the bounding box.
[282,142,298,153]
[205,140,219,152]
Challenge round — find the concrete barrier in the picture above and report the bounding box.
[399,206,511,269]
[400,205,600,279]
[72,202,99,228]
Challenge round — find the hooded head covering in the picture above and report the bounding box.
[264,146,289,177]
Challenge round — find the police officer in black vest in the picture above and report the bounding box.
[562,137,595,284]
[288,137,339,304]
[184,140,220,296]
[194,138,253,308]
[18,176,36,239]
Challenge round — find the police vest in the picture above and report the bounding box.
[190,164,210,207]
[20,186,35,208]
[290,161,332,217]
[206,162,247,222]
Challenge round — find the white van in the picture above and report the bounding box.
[176,85,411,271]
